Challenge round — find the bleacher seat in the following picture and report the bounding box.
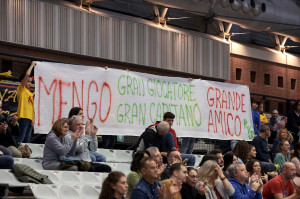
[96,149,133,163]
[19,158,44,170]
[26,143,44,159]
[102,162,131,176]
[0,170,29,187]
[29,184,101,199]
[194,154,204,167]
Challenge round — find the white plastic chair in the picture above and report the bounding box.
[0,170,29,187]
[80,185,101,199]
[26,143,44,159]
[194,155,204,167]
[21,158,44,170]
[30,184,59,199]
[59,184,81,199]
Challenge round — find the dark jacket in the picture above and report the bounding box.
[181,183,206,199]
[251,135,270,162]
[287,110,300,134]
[135,126,164,152]
[0,114,19,147]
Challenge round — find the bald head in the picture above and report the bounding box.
[282,162,296,181]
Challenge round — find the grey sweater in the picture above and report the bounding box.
[65,130,98,162]
[43,130,77,164]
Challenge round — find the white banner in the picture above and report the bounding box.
[34,61,255,140]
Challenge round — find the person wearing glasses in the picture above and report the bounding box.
[181,167,206,199]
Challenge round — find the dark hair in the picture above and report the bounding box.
[232,141,250,163]
[223,152,235,171]
[51,118,69,137]
[169,163,184,176]
[199,154,218,167]
[163,112,175,120]
[99,171,125,199]
[260,124,270,133]
[68,107,83,119]
[294,101,300,111]
[209,149,222,155]
[245,159,261,176]
[167,149,179,159]
[291,142,300,160]
[130,151,150,172]
[139,157,154,170]
[276,141,288,153]
[187,167,197,174]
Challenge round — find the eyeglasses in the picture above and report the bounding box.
[189,175,198,179]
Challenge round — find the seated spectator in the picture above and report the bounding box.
[263,162,300,198]
[181,167,206,199]
[252,124,276,173]
[146,147,167,179]
[43,118,80,171]
[290,142,300,186]
[99,171,128,199]
[223,152,238,178]
[68,107,106,162]
[199,154,219,167]
[197,160,235,199]
[209,149,224,167]
[67,115,111,172]
[126,150,150,198]
[0,101,21,157]
[162,163,187,199]
[228,162,263,199]
[286,100,300,144]
[274,141,291,172]
[269,109,280,144]
[135,121,169,152]
[272,128,294,155]
[232,141,250,164]
[130,157,166,199]
[161,150,185,181]
[248,145,257,160]
[0,150,14,197]
[245,159,268,184]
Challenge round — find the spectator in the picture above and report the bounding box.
[246,159,268,184]
[146,147,167,179]
[130,157,166,199]
[135,121,169,152]
[161,163,187,199]
[67,115,111,172]
[252,100,261,136]
[0,101,21,157]
[263,162,300,198]
[99,171,128,199]
[290,142,300,186]
[43,118,80,171]
[16,61,35,144]
[269,109,280,144]
[199,154,219,167]
[208,149,224,167]
[223,152,238,178]
[258,103,268,125]
[228,162,263,199]
[248,145,257,160]
[272,128,293,155]
[161,112,196,166]
[181,167,206,199]
[68,107,106,162]
[232,141,250,164]
[287,100,300,144]
[126,150,150,198]
[197,160,235,199]
[274,141,291,172]
[161,150,184,181]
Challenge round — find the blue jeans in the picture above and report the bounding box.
[0,155,14,169]
[181,154,196,167]
[0,145,12,156]
[16,118,33,143]
[89,151,106,162]
[180,137,195,154]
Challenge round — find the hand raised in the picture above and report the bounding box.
[169,179,182,196]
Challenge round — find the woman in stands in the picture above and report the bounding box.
[246,159,268,184]
[197,160,235,199]
[272,128,293,155]
[181,167,206,199]
[42,118,80,171]
[126,150,150,198]
[223,152,238,178]
[248,145,257,160]
[99,171,128,199]
[274,140,291,172]
[232,140,250,163]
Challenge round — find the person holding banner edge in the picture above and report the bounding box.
[16,61,35,144]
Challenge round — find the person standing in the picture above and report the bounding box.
[16,61,35,143]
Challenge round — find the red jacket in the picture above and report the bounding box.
[148,121,180,151]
